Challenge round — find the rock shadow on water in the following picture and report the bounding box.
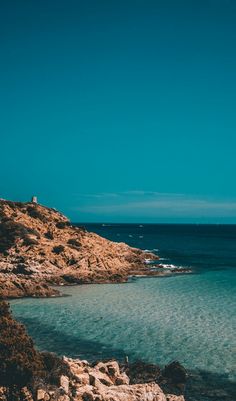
[15,315,126,361]
[185,369,236,401]
[12,316,236,401]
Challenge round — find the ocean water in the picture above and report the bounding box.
[10,224,236,398]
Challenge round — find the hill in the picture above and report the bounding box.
[0,200,157,298]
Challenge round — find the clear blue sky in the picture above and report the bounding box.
[1,0,236,222]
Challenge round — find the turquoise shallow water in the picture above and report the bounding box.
[11,269,236,381]
[10,224,236,398]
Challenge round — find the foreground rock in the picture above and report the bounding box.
[0,357,185,401]
[0,199,189,298]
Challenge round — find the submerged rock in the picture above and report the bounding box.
[163,361,187,386]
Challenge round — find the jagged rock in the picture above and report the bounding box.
[36,389,46,400]
[89,372,113,387]
[20,387,34,401]
[64,358,186,401]
[0,387,7,401]
[0,355,187,401]
[100,382,166,401]
[60,375,69,394]
[166,395,185,401]
[105,361,120,378]
[57,396,70,401]
[115,372,130,386]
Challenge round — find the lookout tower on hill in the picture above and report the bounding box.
[31,196,38,204]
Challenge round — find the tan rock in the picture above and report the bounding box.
[75,372,90,386]
[105,361,120,378]
[115,372,130,386]
[20,386,34,401]
[60,375,69,394]
[57,396,70,401]
[89,371,113,387]
[101,382,166,401]
[74,385,95,400]
[166,396,185,401]
[37,389,46,401]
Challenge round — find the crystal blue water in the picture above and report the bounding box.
[10,224,236,390]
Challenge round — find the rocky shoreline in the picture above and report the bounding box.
[0,199,190,299]
[0,298,187,401]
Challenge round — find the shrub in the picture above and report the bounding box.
[56,221,70,229]
[0,301,44,398]
[44,231,54,240]
[68,258,77,266]
[0,220,39,253]
[26,206,47,223]
[52,245,64,254]
[67,238,81,248]
[41,352,71,385]
[23,236,39,246]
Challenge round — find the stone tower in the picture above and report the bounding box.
[31,196,38,204]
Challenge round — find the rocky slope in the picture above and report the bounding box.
[0,199,164,298]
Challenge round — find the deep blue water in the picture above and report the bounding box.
[83,223,236,273]
[11,224,236,399]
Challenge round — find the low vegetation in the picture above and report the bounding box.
[0,301,43,400]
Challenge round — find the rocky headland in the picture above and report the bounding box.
[0,199,189,298]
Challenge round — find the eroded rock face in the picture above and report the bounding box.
[0,200,158,298]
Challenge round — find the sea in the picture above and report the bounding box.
[10,224,236,400]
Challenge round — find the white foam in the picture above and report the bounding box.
[159,263,186,270]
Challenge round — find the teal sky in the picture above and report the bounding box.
[1,0,236,223]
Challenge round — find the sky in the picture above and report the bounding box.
[1,0,236,223]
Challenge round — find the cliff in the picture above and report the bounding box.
[0,199,159,298]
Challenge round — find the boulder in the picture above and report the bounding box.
[75,372,90,386]
[60,375,69,394]
[106,360,120,378]
[162,362,187,385]
[115,372,130,386]
[89,371,113,387]
[36,389,46,400]
[166,396,185,401]
[101,382,166,401]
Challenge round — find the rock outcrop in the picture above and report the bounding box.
[0,200,161,298]
[0,199,191,298]
[0,356,186,401]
